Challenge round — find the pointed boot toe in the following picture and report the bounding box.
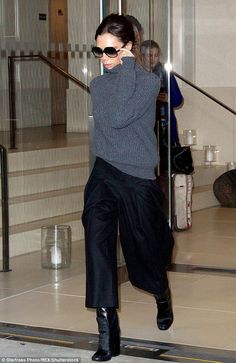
[92,346,120,362]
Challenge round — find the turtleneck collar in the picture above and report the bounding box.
[106,63,123,74]
[105,57,136,74]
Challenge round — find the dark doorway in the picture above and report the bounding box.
[49,0,68,127]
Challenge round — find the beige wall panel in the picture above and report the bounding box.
[152,0,168,63]
[67,0,99,131]
[126,0,150,39]
[107,0,119,13]
[172,0,183,74]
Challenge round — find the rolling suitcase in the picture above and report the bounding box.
[172,173,193,231]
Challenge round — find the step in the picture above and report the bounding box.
[0,141,90,258]
[8,162,89,197]
[193,164,227,187]
[190,148,204,166]
[191,164,226,210]
[192,184,219,211]
[191,148,223,168]
[0,186,85,228]
[8,144,89,172]
[1,214,84,258]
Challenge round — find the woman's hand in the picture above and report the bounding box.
[119,48,134,64]
[157,91,168,103]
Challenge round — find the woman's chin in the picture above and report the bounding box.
[104,64,113,70]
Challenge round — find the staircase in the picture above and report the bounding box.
[1,140,89,258]
[0,136,227,258]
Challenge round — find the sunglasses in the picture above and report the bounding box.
[91,43,128,58]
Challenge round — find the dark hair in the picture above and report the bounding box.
[95,13,135,45]
[125,15,143,33]
[141,40,161,54]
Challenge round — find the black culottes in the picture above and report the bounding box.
[82,157,174,308]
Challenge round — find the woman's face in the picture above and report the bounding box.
[96,33,125,70]
[143,47,159,71]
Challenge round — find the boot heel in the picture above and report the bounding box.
[111,330,120,356]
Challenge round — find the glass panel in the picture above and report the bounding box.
[173,0,236,268]
[124,0,172,223]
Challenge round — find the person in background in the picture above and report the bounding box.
[83,14,174,362]
[141,39,183,173]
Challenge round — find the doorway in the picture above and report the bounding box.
[49,0,68,127]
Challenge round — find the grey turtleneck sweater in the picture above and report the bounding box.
[90,57,160,179]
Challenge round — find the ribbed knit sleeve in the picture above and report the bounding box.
[109,57,160,129]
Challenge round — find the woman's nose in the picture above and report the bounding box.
[100,57,106,64]
[101,53,109,61]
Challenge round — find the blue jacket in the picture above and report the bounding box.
[153,63,183,144]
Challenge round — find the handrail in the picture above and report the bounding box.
[9,54,90,92]
[0,145,10,272]
[8,57,17,149]
[172,71,236,117]
[8,53,90,149]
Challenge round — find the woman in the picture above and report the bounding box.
[141,40,183,173]
[82,14,174,362]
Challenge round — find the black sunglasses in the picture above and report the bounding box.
[91,43,128,58]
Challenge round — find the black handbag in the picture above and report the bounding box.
[171,144,194,174]
[159,124,194,175]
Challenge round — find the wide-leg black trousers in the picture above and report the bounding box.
[82,157,174,308]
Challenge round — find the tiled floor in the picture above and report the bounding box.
[0,206,236,356]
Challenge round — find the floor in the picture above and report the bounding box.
[0,207,236,362]
[0,339,175,363]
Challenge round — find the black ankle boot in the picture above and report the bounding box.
[92,307,120,362]
[155,288,173,331]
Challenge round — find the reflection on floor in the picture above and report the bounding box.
[0,207,236,359]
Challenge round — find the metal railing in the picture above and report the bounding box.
[0,145,10,272]
[173,71,236,116]
[8,54,90,149]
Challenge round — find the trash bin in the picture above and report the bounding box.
[41,225,71,269]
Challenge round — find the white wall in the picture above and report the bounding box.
[172,0,195,81]
[173,0,236,165]
[195,0,236,87]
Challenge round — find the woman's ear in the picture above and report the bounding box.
[125,41,133,51]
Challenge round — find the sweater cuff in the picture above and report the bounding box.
[121,57,136,70]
